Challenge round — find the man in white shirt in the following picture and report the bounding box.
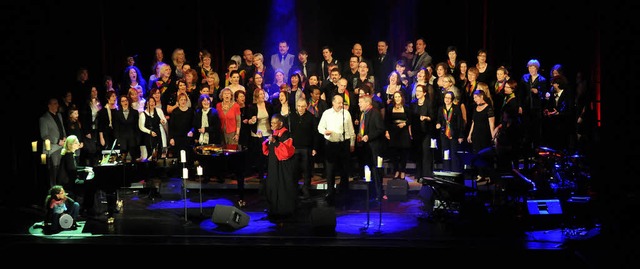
[317,95,355,204]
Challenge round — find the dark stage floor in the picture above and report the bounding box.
[0,165,613,266]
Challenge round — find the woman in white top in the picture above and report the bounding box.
[138,96,166,161]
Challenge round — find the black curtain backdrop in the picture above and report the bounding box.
[4,0,609,207]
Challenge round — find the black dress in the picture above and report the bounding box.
[262,127,296,220]
[386,105,412,149]
[168,107,194,161]
[470,104,495,178]
[470,104,494,154]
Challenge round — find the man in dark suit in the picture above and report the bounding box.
[407,38,432,78]
[321,66,341,101]
[373,40,397,94]
[270,40,296,81]
[318,45,340,82]
[39,97,67,189]
[543,75,574,151]
[351,43,373,77]
[357,94,386,201]
[290,49,317,82]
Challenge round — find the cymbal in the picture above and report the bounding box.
[537,146,557,152]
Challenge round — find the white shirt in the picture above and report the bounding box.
[555,89,563,104]
[317,107,356,146]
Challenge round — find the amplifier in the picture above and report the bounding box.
[159,178,183,200]
[386,179,409,201]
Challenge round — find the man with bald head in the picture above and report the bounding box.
[351,43,373,77]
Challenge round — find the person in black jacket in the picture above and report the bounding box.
[288,97,318,200]
[56,135,95,217]
[356,94,386,201]
[435,91,465,172]
[193,94,223,182]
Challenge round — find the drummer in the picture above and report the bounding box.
[44,185,80,231]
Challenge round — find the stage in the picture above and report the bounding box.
[0,165,608,266]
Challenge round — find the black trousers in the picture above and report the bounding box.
[293,148,312,191]
[359,141,383,199]
[324,141,350,195]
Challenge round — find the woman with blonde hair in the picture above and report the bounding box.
[216,87,242,146]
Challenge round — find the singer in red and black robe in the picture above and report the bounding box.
[262,114,296,221]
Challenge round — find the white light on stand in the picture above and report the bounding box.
[44,139,51,151]
[196,165,203,176]
[180,150,187,163]
[364,165,371,182]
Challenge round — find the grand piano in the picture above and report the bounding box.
[193,144,247,199]
[92,151,162,217]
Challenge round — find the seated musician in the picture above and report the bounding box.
[44,185,80,232]
[57,135,96,217]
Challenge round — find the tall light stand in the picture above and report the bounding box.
[196,164,204,216]
[180,150,190,224]
[43,139,51,188]
[360,165,372,232]
[32,141,42,207]
[32,140,38,184]
[375,156,383,235]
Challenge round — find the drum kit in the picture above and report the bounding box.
[58,213,74,229]
[533,146,590,196]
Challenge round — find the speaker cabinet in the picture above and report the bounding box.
[386,179,409,201]
[212,205,250,229]
[159,178,183,200]
[310,206,336,234]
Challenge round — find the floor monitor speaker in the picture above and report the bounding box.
[212,205,250,229]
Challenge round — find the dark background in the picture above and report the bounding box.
[1,0,634,238]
